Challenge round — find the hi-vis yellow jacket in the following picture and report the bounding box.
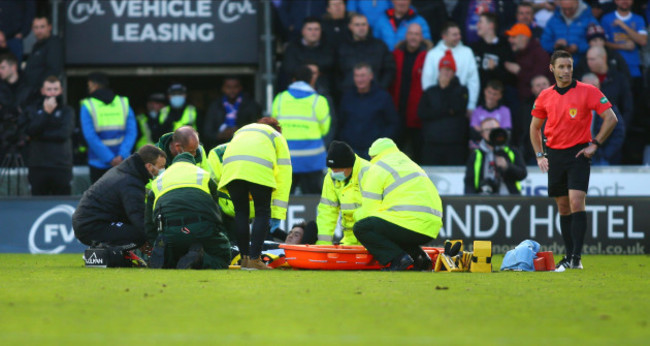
[206,143,254,219]
[316,155,370,245]
[355,146,443,238]
[218,123,292,220]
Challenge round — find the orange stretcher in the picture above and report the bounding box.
[279,244,442,270]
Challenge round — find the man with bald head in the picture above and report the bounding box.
[155,125,209,170]
[389,23,432,161]
[584,46,633,127]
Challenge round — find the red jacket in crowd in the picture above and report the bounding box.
[389,40,433,129]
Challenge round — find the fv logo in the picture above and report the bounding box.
[28,205,78,254]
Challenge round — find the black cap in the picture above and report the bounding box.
[326,141,355,168]
[88,72,109,87]
[167,83,187,94]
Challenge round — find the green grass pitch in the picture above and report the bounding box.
[0,254,648,344]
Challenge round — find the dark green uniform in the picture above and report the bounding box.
[145,153,230,269]
[155,132,209,170]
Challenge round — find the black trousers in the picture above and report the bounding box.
[28,167,72,196]
[227,179,272,259]
[89,166,110,184]
[291,171,323,194]
[353,216,433,265]
[75,221,147,250]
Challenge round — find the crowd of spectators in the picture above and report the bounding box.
[273,0,650,168]
[2,0,650,197]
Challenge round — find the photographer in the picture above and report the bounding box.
[464,118,527,195]
[24,76,74,195]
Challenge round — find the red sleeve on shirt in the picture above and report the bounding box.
[530,91,547,119]
[589,85,613,115]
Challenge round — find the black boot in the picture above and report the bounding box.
[387,253,414,271]
[176,243,204,269]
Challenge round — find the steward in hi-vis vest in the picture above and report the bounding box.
[218,119,292,270]
[80,72,137,182]
[316,141,370,246]
[353,138,443,271]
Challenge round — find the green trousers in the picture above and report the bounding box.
[353,216,433,265]
[162,219,231,269]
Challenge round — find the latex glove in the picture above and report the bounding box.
[269,218,281,234]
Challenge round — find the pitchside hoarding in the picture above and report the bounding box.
[0,197,647,254]
[425,167,650,196]
[65,0,258,65]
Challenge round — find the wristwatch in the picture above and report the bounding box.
[536,152,544,158]
[592,139,601,147]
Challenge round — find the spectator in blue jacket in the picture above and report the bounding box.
[0,0,35,62]
[373,0,431,51]
[600,0,647,79]
[541,0,598,59]
[80,73,137,182]
[337,63,399,159]
[346,0,392,30]
[581,73,626,165]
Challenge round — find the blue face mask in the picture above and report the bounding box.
[170,96,185,108]
[331,171,348,181]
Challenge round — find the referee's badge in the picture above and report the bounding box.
[569,108,577,118]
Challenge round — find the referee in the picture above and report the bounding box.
[530,50,618,271]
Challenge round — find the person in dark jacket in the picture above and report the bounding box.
[321,0,351,49]
[518,75,550,164]
[0,0,35,62]
[471,12,517,97]
[505,23,553,101]
[0,53,34,109]
[337,63,399,160]
[581,74,626,165]
[280,17,336,93]
[574,23,630,80]
[337,13,396,92]
[451,0,518,44]
[72,145,166,250]
[24,16,63,91]
[276,0,328,41]
[581,46,634,128]
[24,76,74,195]
[389,23,432,162]
[202,76,262,149]
[464,118,527,195]
[418,50,469,165]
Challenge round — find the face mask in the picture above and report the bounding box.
[331,171,347,181]
[156,168,165,177]
[169,96,185,108]
[148,110,158,118]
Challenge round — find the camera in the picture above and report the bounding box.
[479,178,501,195]
[488,127,509,151]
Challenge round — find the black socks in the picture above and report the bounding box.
[560,214,573,258]
[571,211,587,257]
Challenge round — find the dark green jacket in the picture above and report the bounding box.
[155,132,208,169]
[145,153,222,242]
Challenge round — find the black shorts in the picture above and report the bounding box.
[546,143,591,197]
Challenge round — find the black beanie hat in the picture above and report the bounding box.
[326,141,356,168]
[302,221,318,245]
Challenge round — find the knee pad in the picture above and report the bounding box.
[84,246,130,268]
